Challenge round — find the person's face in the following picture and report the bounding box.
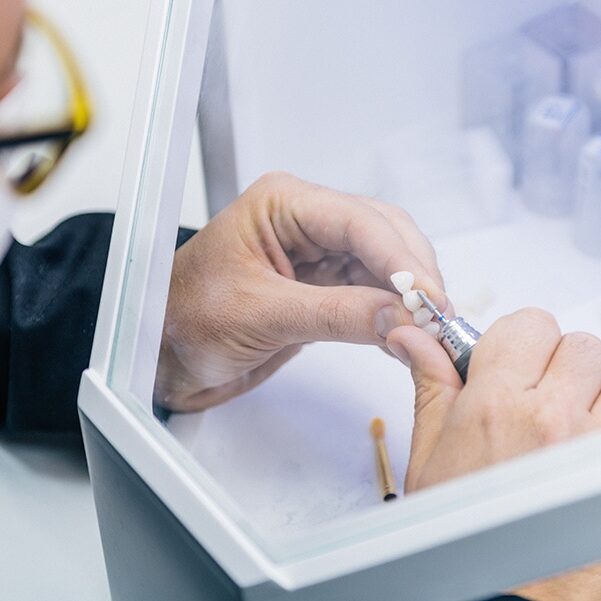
[0,0,26,100]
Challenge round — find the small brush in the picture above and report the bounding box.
[370,417,398,502]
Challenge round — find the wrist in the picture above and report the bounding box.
[512,563,601,601]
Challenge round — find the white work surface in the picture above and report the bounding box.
[0,436,110,601]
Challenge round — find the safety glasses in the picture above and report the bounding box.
[0,10,92,194]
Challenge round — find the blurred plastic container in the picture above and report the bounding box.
[462,34,560,182]
[575,135,601,257]
[374,125,514,239]
[522,94,590,216]
[522,3,601,130]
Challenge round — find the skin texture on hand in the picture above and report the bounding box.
[155,172,446,412]
[515,564,601,601]
[387,308,601,600]
[388,308,601,491]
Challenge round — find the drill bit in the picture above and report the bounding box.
[417,290,449,324]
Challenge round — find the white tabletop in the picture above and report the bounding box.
[0,436,110,601]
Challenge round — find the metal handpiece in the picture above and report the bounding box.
[417,291,481,382]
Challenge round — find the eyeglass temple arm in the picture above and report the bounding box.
[0,128,75,149]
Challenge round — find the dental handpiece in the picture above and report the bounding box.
[416,290,481,383]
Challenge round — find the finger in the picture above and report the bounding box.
[295,257,351,286]
[271,278,412,344]
[345,258,384,288]
[295,257,382,288]
[468,308,562,390]
[294,192,446,304]
[174,344,303,412]
[386,326,462,490]
[379,344,396,359]
[539,332,601,412]
[266,174,447,308]
[387,325,463,409]
[361,197,445,290]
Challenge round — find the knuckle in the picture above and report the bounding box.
[515,307,558,329]
[531,403,572,445]
[255,171,298,196]
[395,206,417,226]
[243,172,301,215]
[468,373,575,447]
[474,383,516,428]
[489,307,560,344]
[370,199,414,226]
[316,295,354,339]
[251,172,308,216]
[562,331,601,358]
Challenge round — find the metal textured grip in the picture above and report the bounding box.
[454,346,475,383]
[438,317,481,382]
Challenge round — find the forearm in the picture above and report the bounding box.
[514,563,601,601]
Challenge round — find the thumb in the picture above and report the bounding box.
[386,326,463,491]
[387,326,463,404]
[277,279,414,345]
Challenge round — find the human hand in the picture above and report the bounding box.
[514,563,601,601]
[155,172,446,411]
[386,308,601,493]
[388,309,601,601]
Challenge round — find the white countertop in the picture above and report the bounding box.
[0,436,110,601]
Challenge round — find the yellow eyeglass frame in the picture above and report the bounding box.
[0,9,93,194]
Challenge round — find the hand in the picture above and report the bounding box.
[387,307,601,493]
[387,309,601,601]
[515,564,601,601]
[155,172,446,411]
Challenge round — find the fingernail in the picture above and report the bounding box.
[375,305,402,338]
[387,340,411,367]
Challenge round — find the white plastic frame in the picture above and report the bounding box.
[79,1,601,599]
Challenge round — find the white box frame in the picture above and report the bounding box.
[79,1,601,599]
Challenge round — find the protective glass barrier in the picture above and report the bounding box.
[97,0,601,594]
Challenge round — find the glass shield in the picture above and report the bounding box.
[92,1,601,597]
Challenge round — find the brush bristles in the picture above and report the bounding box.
[370,417,385,439]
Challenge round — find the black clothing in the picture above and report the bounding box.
[0,213,194,434]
